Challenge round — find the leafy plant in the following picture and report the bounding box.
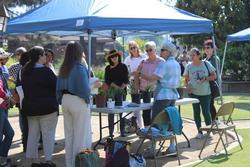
[107,87,125,99]
[144,84,154,92]
[128,80,139,94]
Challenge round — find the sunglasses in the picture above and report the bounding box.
[110,54,118,58]
[161,49,168,52]
[130,46,137,50]
[146,48,153,53]
[204,46,212,49]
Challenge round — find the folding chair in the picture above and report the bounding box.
[136,111,180,167]
[199,102,243,158]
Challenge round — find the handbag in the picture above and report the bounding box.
[204,61,220,98]
[129,154,146,167]
[75,148,100,167]
[105,138,131,167]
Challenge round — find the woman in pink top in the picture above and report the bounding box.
[135,41,165,126]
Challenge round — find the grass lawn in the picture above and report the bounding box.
[189,129,249,167]
[181,93,250,120]
[8,93,250,119]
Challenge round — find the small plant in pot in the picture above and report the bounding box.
[108,87,125,106]
[142,84,154,103]
[129,80,141,104]
[95,83,108,108]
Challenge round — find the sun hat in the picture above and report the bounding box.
[105,49,122,60]
[161,41,177,56]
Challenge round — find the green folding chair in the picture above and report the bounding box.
[199,102,243,158]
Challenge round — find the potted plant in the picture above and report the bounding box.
[142,84,153,103]
[95,83,107,108]
[108,87,125,106]
[129,80,141,104]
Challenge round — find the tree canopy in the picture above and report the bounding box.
[176,0,250,81]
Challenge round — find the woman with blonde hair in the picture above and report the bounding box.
[56,41,91,167]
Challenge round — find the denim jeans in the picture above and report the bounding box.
[0,109,14,157]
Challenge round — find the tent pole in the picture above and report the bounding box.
[111,30,117,49]
[87,30,92,77]
[212,35,223,104]
[221,41,228,80]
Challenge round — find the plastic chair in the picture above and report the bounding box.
[199,102,243,158]
[136,111,180,167]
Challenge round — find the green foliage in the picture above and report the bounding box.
[222,43,250,81]
[93,66,105,81]
[107,87,125,99]
[128,80,139,94]
[144,84,154,92]
[176,0,250,81]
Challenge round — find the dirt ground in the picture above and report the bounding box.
[7,114,240,167]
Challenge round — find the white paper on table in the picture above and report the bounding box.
[90,77,99,95]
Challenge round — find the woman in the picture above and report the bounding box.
[105,49,129,137]
[183,48,216,139]
[124,41,146,129]
[135,41,164,127]
[56,41,91,167]
[203,39,221,121]
[0,49,15,167]
[21,46,58,167]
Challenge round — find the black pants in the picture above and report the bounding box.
[108,113,125,136]
[142,109,151,126]
[152,99,176,122]
[210,97,217,121]
[20,111,28,152]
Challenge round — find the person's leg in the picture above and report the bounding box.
[0,111,14,158]
[40,112,58,162]
[108,114,114,137]
[62,94,74,167]
[142,109,151,127]
[200,95,212,126]
[20,110,28,152]
[133,110,144,129]
[210,97,217,121]
[71,96,91,167]
[26,116,40,160]
[119,113,126,136]
[190,94,202,133]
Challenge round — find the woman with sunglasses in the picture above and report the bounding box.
[135,41,164,127]
[203,39,221,122]
[105,49,129,137]
[183,48,216,139]
[124,41,146,130]
[139,41,181,155]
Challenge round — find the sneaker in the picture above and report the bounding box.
[207,132,213,138]
[195,133,203,139]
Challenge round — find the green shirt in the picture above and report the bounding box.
[184,61,215,96]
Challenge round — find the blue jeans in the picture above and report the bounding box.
[0,109,14,157]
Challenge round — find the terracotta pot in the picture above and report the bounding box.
[95,95,106,108]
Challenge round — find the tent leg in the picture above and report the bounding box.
[87,30,92,77]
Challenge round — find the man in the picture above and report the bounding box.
[204,39,221,122]
[139,41,181,154]
[8,47,27,82]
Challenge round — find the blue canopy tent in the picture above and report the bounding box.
[7,0,213,36]
[221,27,250,80]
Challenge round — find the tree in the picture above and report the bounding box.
[176,0,250,81]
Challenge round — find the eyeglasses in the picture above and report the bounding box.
[146,48,153,53]
[161,49,168,52]
[130,46,137,50]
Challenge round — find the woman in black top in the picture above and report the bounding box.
[105,50,129,137]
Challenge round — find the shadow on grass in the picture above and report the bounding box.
[234,102,250,112]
